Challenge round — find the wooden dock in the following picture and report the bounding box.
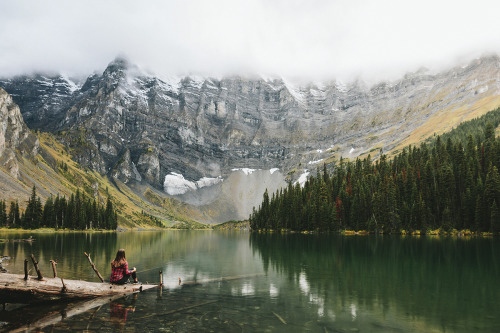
[0,273,159,304]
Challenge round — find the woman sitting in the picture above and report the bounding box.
[110,249,139,284]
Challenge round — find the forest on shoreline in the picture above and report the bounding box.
[0,186,117,230]
[250,108,500,235]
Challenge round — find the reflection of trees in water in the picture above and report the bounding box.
[0,231,251,282]
[250,233,500,330]
[0,232,118,279]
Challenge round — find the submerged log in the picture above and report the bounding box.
[273,311,287,325]
[136,300,218,320]
[5,293,129,332]
[0,273,158,304]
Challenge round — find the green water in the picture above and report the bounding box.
[0,231,499,332]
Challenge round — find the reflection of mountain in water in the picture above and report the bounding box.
[250,233,500,332]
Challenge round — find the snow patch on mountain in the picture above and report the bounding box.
[231,168,256,175]
[164,173,223,195]
[308,159,324,165]
[296,170,310,187]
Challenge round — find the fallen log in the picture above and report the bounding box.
[0,273,158,304]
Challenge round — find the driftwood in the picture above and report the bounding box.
[30,254,43,280]
[84,252,104,282]
[0,273,158,304]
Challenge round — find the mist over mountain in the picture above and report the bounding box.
[1,55,500,222]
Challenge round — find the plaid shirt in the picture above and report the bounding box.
[110,261,133,283]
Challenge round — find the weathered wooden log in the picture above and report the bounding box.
[84,252,104,282]
[50,260,57,278]
[24,259,28,280]
[0,273,157,304]
[30,254,43,280]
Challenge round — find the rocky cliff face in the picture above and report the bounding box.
[0,88,39,178]
[0,74,81,131]
[2,56,500,221]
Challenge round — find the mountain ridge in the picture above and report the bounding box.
[1,55,500,222]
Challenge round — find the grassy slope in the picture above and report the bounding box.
[0,132,205,229]
[319,91,500,165]
[392,94,500,154]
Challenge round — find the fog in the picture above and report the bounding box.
[1,0,499,82]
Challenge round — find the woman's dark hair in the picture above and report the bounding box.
[112,249,127,268]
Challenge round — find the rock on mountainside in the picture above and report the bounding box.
[0,87,39,179]
[2,56,500,222]
[0,74,81,131]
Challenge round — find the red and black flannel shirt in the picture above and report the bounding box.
[110,261,133,283]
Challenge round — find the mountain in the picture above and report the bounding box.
[2,55,500,222]
[0,87,206,228]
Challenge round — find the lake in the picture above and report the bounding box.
[0,231,499,332]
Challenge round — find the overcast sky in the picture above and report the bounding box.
[1,0,500,82]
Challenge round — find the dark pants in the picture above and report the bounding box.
[114,271,137,285]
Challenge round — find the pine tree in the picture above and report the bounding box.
[0,200,6,227]
[490,201,500,234]
[23,186,42,229]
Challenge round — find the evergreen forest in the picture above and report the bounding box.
[0,186,118,230]
[250,108,500,234]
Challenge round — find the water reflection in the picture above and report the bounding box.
[109,294,137,330]
[0,231,499,332]
[250,233,500,332]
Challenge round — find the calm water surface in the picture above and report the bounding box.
[0,231,499,332]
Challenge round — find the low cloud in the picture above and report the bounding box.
[1,0,500,81]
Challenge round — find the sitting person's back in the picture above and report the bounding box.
[110,249,138,284]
